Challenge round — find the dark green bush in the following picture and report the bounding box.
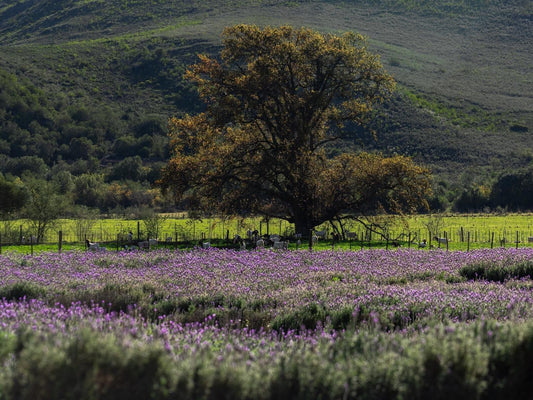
[485,324,533,400]
[460,261,533,282]
[0,282,47,301]
[55,283,144,314]
[271,303,328,332]
[149,298,180,318]
[330,306,354,330]
[5,329,174,400]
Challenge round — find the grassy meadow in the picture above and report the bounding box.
[3,213,533,253]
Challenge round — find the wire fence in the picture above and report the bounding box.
[0,218,295,245]
[2,215,533,253]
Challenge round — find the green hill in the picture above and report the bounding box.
[0,0,531,212]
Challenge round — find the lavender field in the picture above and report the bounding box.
[1,248,532,399]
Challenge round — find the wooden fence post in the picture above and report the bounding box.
[30,235,33,256]
[58,231,62,254]
[516,231,519,249]
[491,232,494,249]
[467,232,470,252]
[0,232,2,255]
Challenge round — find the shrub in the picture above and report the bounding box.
[5,329,174,400]
[271,303,328,332]
[55,283,144,314]
[460,261,533,282]
[0,282,46,301]
[485,324,533,400]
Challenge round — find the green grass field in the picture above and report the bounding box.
[2,213,533,253]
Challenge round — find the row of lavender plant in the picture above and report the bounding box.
[1,248,532,329]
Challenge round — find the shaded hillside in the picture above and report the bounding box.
[0,0,531,211]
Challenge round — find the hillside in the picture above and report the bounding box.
[0,0,532,212]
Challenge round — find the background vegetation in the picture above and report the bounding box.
[0,0,532,218]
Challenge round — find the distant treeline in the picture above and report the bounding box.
[0,65,178,213]
[0,67,171,172]
[452,167,533,213]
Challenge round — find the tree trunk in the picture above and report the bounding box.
[293,212,315,239]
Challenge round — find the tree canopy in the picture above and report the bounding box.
[160,24,431,235]
[0,176,28,217]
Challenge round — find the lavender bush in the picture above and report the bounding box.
[0,247,532,399]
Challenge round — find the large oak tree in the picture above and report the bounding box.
[160,25,431,235]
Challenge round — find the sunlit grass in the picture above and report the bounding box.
[2,213,533,254]
[2,213,533,249]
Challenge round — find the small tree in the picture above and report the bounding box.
[22,178,70,243]
[423,213,446,241]
[138,208,166,240]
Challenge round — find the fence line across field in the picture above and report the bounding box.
[0,219,294,245]
[2,215,533,252]
[2,230,533,256]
